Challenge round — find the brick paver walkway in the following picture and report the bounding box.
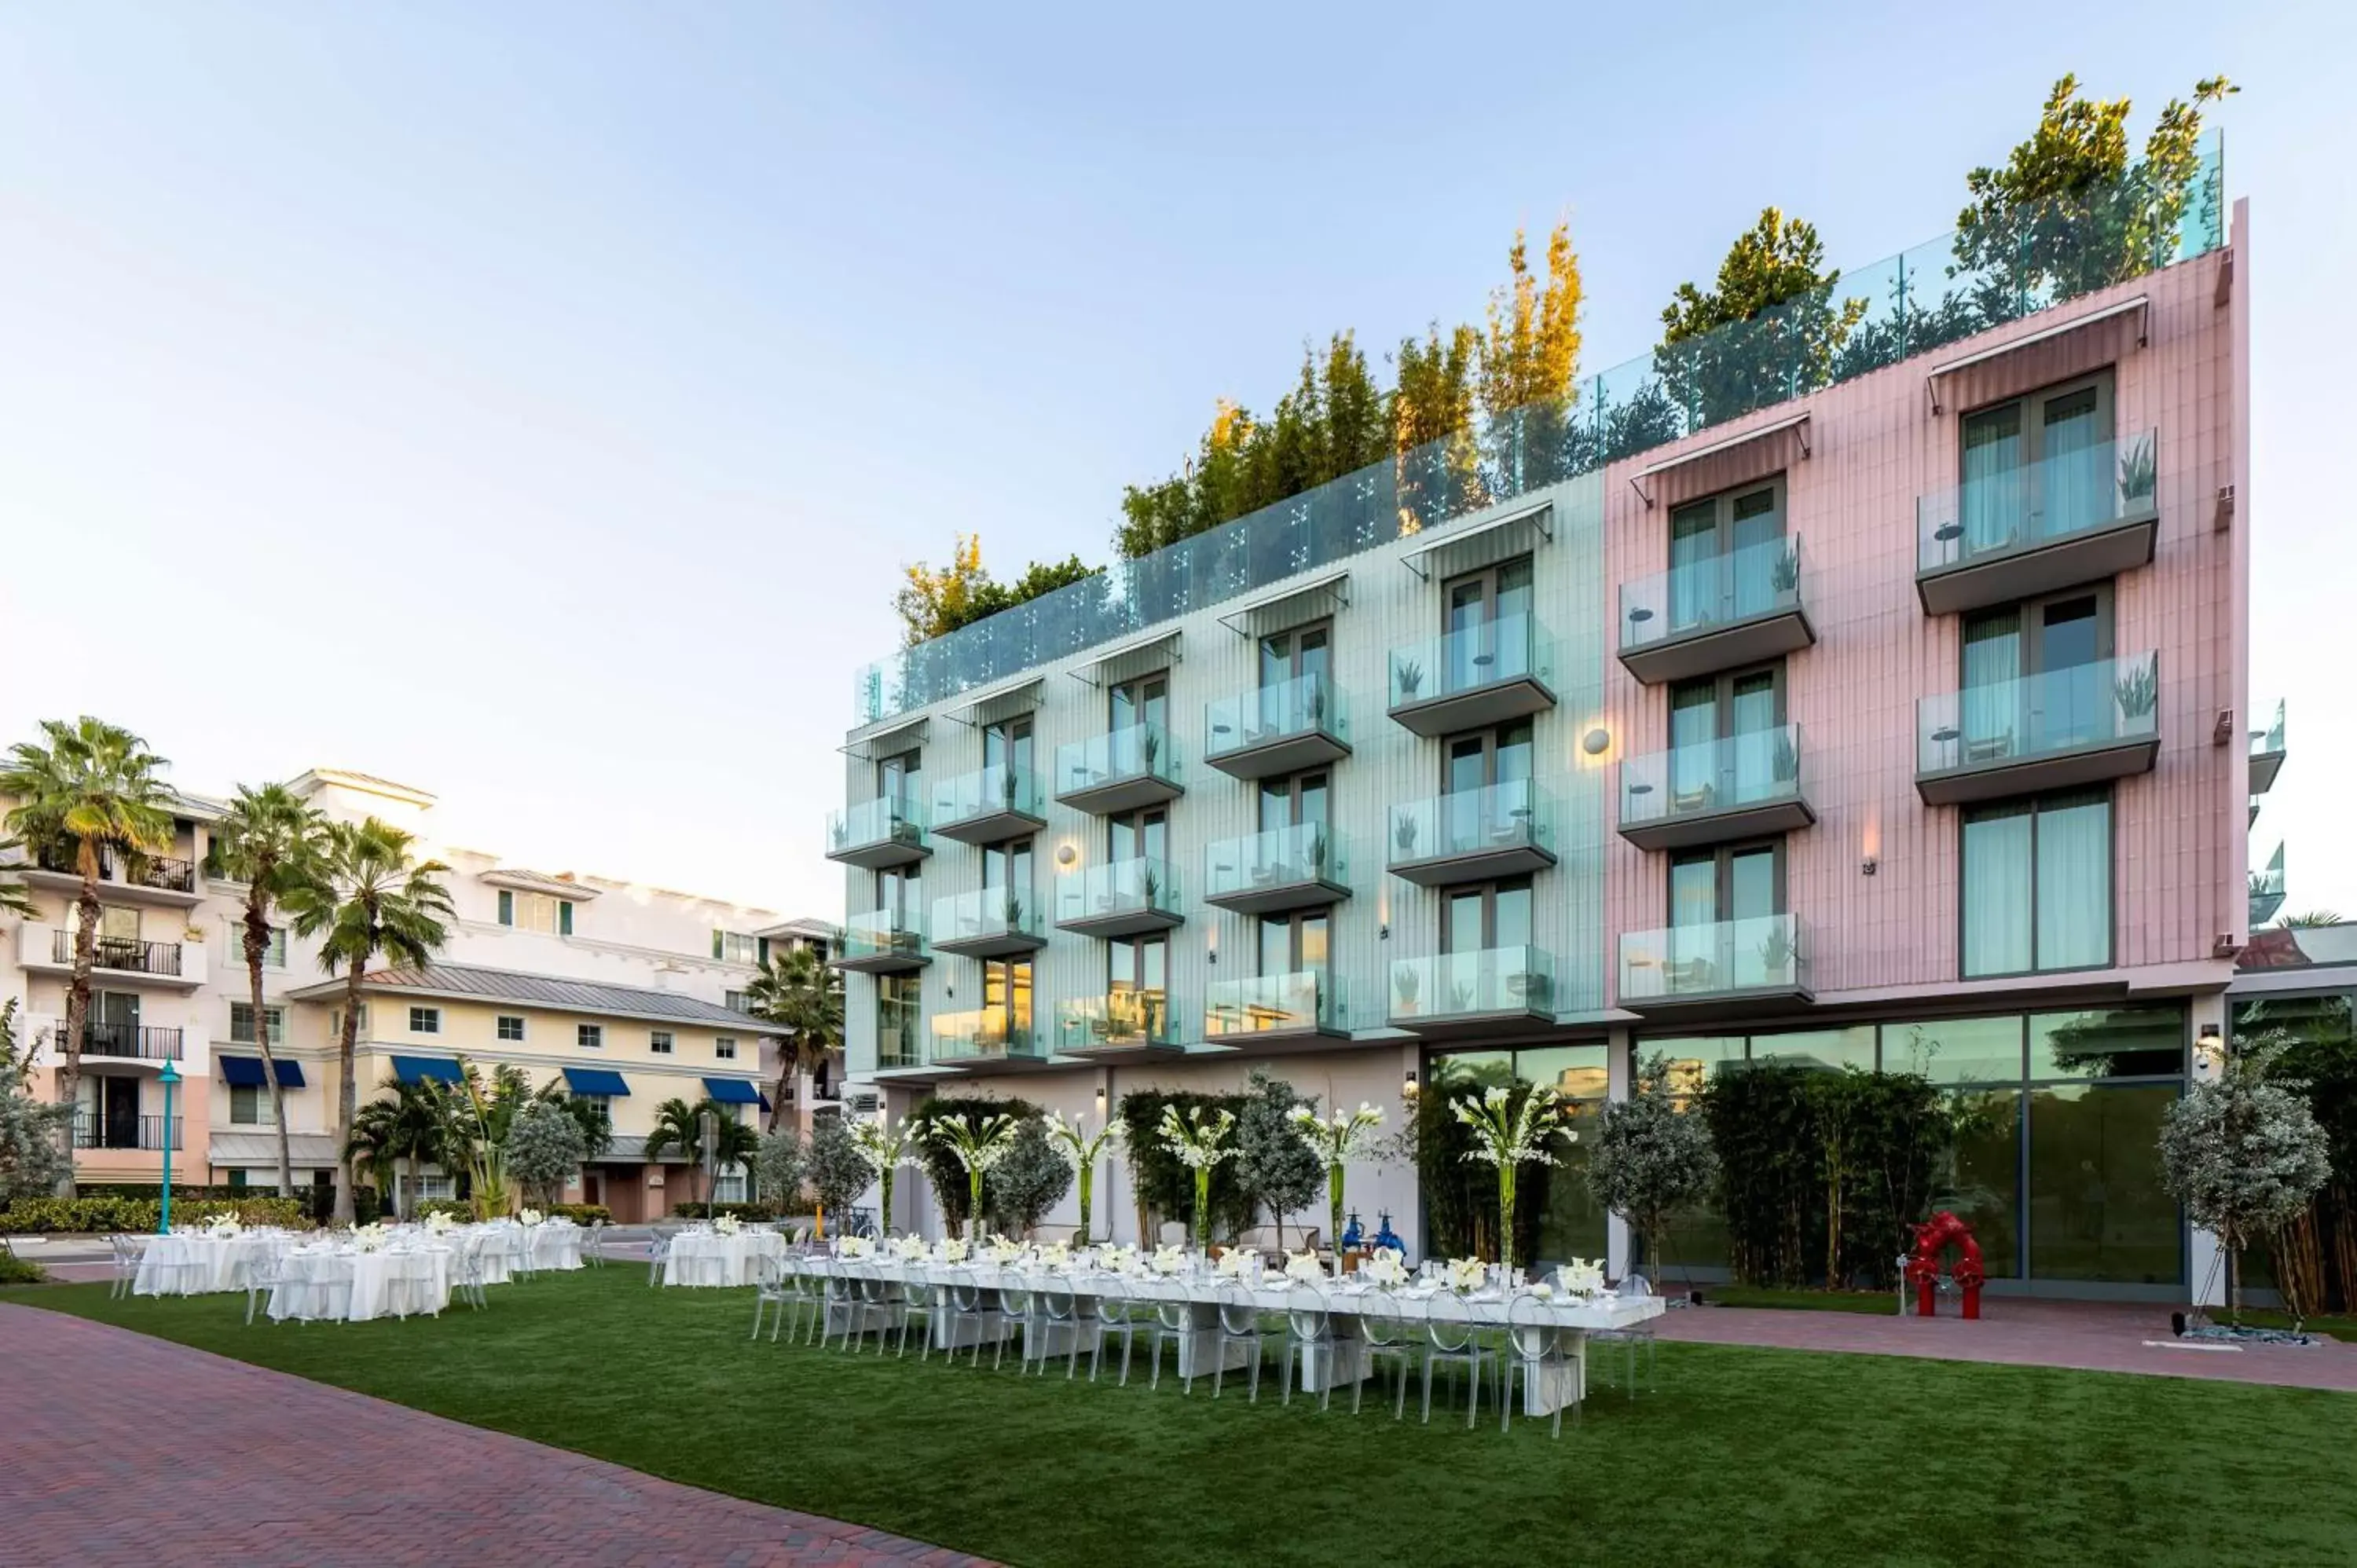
[0,1302,995,1567]
[1655,1296,2357,1391]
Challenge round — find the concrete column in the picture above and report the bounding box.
[2188,991,2229,1307]
[1605,1028,1632,1280]
[1401,1042,1426,1262]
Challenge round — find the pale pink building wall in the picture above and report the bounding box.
[1601,244,2246,1003]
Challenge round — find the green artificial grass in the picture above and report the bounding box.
[17,1269,2357,1568]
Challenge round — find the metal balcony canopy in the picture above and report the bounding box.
[1067,628,1182,689]
[1925,295,2148,415]
[1400,500,1554,582]
[1629,411,1812,508]
[948,674,1045,729]
[1216,570,1351,639]
[840,713,929,760]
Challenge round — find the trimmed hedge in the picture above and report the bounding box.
[0,1195,311,1234]
[28,1183,368,1227]
[0,1251,47,1285]
[671,1200,776,1221]
[551,1203,610,1224]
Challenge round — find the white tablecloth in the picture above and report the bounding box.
[529,1223,584,1271]
[269,1245,453,1322]
[133,1233,282,1296]
[664,1229,783,1287]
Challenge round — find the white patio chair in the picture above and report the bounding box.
[242,1239,295,1326]
[449,1234,490,1310]
[581,1219,609,1267]
[108,1234,150,1299]
[1500,1290,1578,1438]
[1147,1288,1198,1393]
[646,1229,676,1288]
[848,1262,902,1353]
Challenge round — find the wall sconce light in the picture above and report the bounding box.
[1379,922,1390,940]
[1581,727,1611,757]
[1402,1065,1420,1099]
[1094,1083,1108,1115]
[1860,856,1878,877]
[1055,843,1078,867]
[2195,1024,2226,1068]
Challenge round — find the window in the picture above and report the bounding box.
[1962,789,2112,976]
[1109,671,1170,734]
[980,959,1034,1047]
[877,748,923,822]
[1666,479,1786,630]
[714,1037,737,1061]
[712,930,760,965]
[724,990,750,1013]
[409,1006,441,1035]
[1106,937,1165,1042]
[1959,373,2114,554]
[711,1167,749,1203]
[878,974,921,1066]
[577,1023,603,1050]
[651,1031,674,1055]
[498,889,575,935]
[229,1083,274,1126]
[1667,667,1785,803]
[329,1004,369,1038]
[222,923,288,968]
[497,1015,526,1042]
[574,1093,612,1116]
[228,1002,286,1046]
[983,716,1036,775]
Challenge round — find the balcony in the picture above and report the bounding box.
[73,1112,182,1152]
[1204,972,1351,1053]
[1387,779,1556,888]
[24,925,206,991]
[833,910,929,975]
[826,789,929,871]
[930,764,1048,847]
[1387,614,1557,738]
[79,1022,185,1069]
[1915,651,2159,806]
[874,1020,926,1075]
[929,1012,1054,1070]
[1915,430,2159,616]
[1204,673,1351,780]
[2250,844,2286,928]
[1618,535,1816,686]
[2249,700,2286,796]
[1619,914,1811,1017]
[1054,991,1183,1058]
[1202,823,1351,917]
[929,887,1047,961]
[1387,947,1556,1038]
[21,844,203,907]
[1618,724,1815,852]
[1053,722,1184,815]
[1054,855,1184,940]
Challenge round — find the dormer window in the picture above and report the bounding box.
[498,889,574,935]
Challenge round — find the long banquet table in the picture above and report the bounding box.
[665,1228,786,1288]
[268,1244,456,1322]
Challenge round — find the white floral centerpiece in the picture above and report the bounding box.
[1283,1249,1326,1285]
[933,1236,970,1264]
[1557,1258,1607,1299]
[1156,1105,1238,1252]
[1215,1246,1251,1278]
[926,1110,1021,1244]
[838,1235,875,1259]
[519,1207,546,1229]
[1289,1101,1385,1278]
[423,1211,456,1236]
[1444,1255,1488,1295]
[1037,1239,1072,1271]
[850,1115,924,1238]
[1450,1084,1577,1277]
[889,1234,929,1262]
[1527,1282,1556,1300]
[1043,1110,1122,1244]
[712,1213,742,1237]
[205,1214,243,1238]
[984,1233,1026,1267]
[1095,1242,1137,1274]
[1359,1250,1409,1288]
[352,1222,390,1254]
[1149,1243,1187,1276]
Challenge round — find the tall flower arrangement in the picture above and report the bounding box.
[1290,1102,1385,1277]
[850,1115,922,1236]
[1451,1085,1575,1277]
[927,1111,1021,1242]
[1044,1109,1121,1241]
[1157,1105,1238,1251]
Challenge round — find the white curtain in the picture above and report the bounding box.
[1960,409,2023,556]
[2038,395,2104,540]
[1963,806,2034,976]
[2035,794,2112,969]
[1962,613,2022,760]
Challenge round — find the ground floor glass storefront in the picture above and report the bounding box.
[1422,1045,1611,1269]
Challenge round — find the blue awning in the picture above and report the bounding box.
[702,1076,761,1105]
[273,1060,306,1089]
[390,1055,463,1085]
[218,1056,268,1087]
[564,1066,631,1097]
[759,1092,772,1113]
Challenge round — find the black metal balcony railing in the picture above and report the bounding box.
[49,930,185,976]
[33,844,197,894]
[81,1023,185,1061]
[72,1112,182,1152]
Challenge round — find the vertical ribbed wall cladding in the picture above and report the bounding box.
[1600,245,2245,1000]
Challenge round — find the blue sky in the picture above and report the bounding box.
[1,4,2347,920]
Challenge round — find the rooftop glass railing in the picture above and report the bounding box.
[2251,699,2286,757]
[853,137,2223,725]
[1916,652,2159,776]
[1205,972,1346,1039]
[1620,535,1805,653]
[1917,429,2158,574]
[1204,672,1348,761]
[1203,822,1347,903]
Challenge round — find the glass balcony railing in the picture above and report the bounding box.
[1204,672,1348,762]
[1204,822,1347,902]
[2249,844,2286,926]
[930,1010,1047,1064]
[1388,947,1555,1023]
[1054,855,1182,928]
[827,788,926,859]
[854,134,2221,726]
[929,887,1045,950]
[1620,534,1805,654]
[1918,429,2159,574]
[1916,652,2159,776]
[1053,721,1181,800]
[1056,991,1177,1053]
[1387,613,1555,711]
[930,764,1045,833]
[1619,914,1805,1003]
[1389,779,1555,869]
[2251,699,2286,758]
[1621,725,1805,829]
[1205,971,1345,1039]
[841,908,928,966]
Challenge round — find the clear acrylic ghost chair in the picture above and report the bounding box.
[750,1252,792,1341]
[1034,1273,1087,1379]
[1418,1290,1493,1427]
[994,1277,1041,1372]
[1500,1289,1578,1438]
[1087,1273,1148,1386]
[1595,1271,1658,1397]
[1351,1287,1418,1420]
[943,1266,1006,1367]
[1280,1277,1338,1410]
[1209,1278,1285,1402]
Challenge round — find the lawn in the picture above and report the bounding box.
[16,1269,2357,1568]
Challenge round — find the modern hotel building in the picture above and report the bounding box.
[832,147,2286,1300]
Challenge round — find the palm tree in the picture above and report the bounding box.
[345,1079,454,1219]
[284,817,455,1225]
[0,837,36,921]
[2281,911,2344,929]
[0,718,174,1195]
[643,1095,759,1218]
[746,946,842,1132]
[209,783,328,1199]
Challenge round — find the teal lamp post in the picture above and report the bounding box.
[156,1059,181,1233]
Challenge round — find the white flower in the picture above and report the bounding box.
[1359,1250,1409,1288]
[1451,1084,1577,1169]
[1283,1249,1325,1284]
[423,1211,455,1234]
[838,1235,874,1259]
[206,1214,242,1237]
[1530,1283,1556,1300]
[1044,1109,1121,1171]
[712,1214,742,1236]
[1444,1255,1488,1293]
[985,1235,1026,1266]
[1150,1244,1187,1275]
[934,1236,970,1264]
[1288,1101,1387,1165]
[889,1234,928,1261]
[1095,1242,1136,1273]
[1215,1247,1249,1277]
[351,1222,389,1253]
[519,1208,546,1228]
[1557,1258,1607,1298]
[1037,1240,1072,1269]
[1157,1105,1238,1169]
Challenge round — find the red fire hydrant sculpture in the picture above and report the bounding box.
[1905,1211,1985,1320]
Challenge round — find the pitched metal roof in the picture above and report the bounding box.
[287,961,777,1033]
